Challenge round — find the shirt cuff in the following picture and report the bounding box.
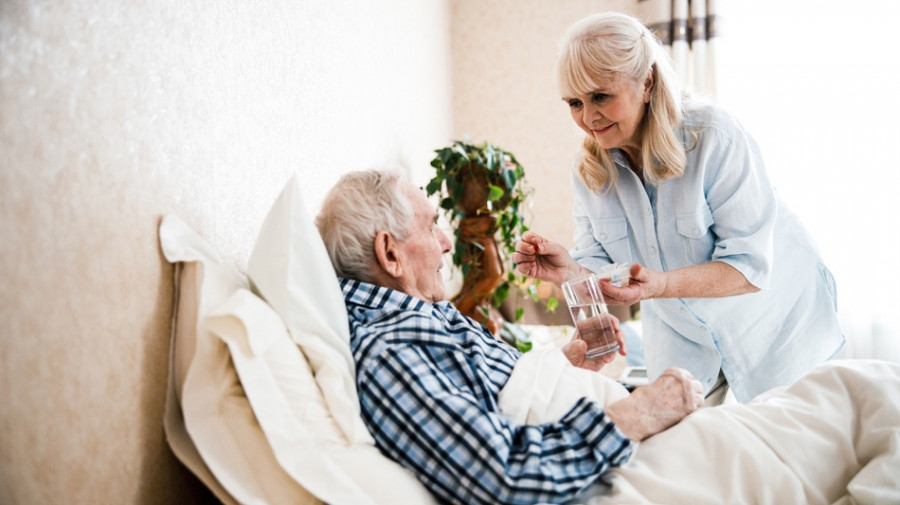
[562,397,635,467]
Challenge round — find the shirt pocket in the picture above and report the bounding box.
[675,208,715,266]
[589,217,632,264]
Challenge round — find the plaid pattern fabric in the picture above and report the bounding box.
[341,278,633,505]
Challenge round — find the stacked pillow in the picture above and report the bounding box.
[160,215,318,504]
[159,174,436,504]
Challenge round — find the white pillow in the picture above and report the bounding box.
[498,347,630,425]
[159,215,321,505]
[246,174,437,504]
[246,175,367,443]
[207,288,436,505]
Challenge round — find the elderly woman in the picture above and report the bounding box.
[513,12,844,404]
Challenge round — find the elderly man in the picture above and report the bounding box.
[315,169,704,504]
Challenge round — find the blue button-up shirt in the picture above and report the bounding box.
[341,278,633,505]
[571,101,845,402]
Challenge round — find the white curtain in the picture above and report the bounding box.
[713,0,900,363]
[637,0,721,99]
[626,1,900,364]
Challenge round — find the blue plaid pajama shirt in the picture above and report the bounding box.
[341,278,634,505]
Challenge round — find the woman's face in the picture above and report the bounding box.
[564,75,650,157]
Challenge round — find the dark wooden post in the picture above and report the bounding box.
[451,215,505,335]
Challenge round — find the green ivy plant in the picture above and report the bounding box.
[425,139,558,321]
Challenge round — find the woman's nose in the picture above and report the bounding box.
[583,105,600,126]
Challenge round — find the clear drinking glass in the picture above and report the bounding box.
[561,273,620,358]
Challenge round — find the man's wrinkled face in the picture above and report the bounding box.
[395,183,453,303]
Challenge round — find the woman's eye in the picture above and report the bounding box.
[592,93,609,103]
[567,99,582,109]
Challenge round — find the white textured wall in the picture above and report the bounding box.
[0,1,451,503]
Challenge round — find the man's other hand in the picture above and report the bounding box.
[604,367,704,441]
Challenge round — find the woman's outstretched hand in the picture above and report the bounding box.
[512,231,587,285]
[599,262,666,306]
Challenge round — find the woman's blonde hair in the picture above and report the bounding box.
[558,12,686,190]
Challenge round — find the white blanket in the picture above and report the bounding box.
[499,350,900,505]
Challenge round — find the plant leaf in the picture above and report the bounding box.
[427,138,554,318]
[545,297,559,312]
[487,184,504,202]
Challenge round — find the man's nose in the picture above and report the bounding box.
[439,230,452,253]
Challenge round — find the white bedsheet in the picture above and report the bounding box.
[500,350,900,505]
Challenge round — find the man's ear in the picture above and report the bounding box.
[374,230,403,278]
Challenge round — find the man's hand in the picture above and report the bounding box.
[561,320,627,372]
[604,367,704,441]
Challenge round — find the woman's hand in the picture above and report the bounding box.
[561,317,627,372]
[512,231,587,285]
[599,263,666,305]
[599,261,758,304]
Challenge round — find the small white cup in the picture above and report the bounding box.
[561,274,620,358]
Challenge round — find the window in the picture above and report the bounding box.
[716,1,900,360]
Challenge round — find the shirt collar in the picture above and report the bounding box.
[339,277,447,314]
[610,149,632,170]
[609,149,626,166]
